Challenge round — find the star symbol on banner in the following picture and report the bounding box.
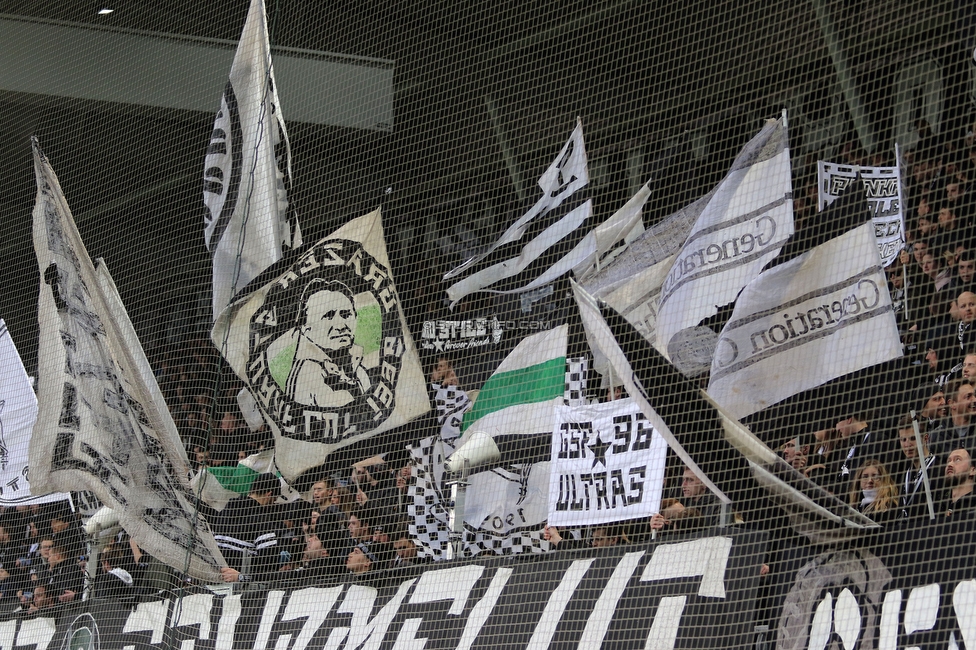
[588,433,611,469]
[433,339,445,352]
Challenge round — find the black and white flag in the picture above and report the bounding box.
[656,113,794,361]
[548,398,667,528]
[572,280,879,543]
[817,161,905,267]
[212,208,429,482]
[0,320,69,507]
[445,120,592,306]
[30,139,226,582]
[707,221,903,420]
[578,189,714,379]
[204,0,301,321]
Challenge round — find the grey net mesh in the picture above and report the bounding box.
[0,0,973,648]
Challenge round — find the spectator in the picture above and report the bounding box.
[47,503,84,562]
[949,250,976,293]
[942,448,976,519]
[325,486,356,517]
[310,480,332,510]
[213,473,283,584]
[544,524,621,548]
[392,534,423,568]
[26,585,53,612]
[650,467,724,531]
[805,428,843,487]
[41,539,83,605]
[835,411,886,489]
[930,379,976,455]
[296,533,343,579]
[930,291,976,369]
[914,384,948,443]
[962,351,976,381]
[847,459,903,525]
[779,439,809,472]
[93,546,136,599]
[346,543,377,575]
[347,511,372,545]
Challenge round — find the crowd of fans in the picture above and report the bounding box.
[15,112,976,611]
[768,115,976,527]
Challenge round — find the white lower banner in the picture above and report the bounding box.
[547,397,668,527]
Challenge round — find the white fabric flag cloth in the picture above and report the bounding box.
[445,120,592,305]
[656,114,794,359]
[578,189,715,378]
[212,208,428,482]
[707,221,903,420]
[817,161,905,267]
[29,139,226,582]
[571,281,730,506]
[0,320,69,507]
[204,0,301,321]
[571,183,650,282]
[572,281,877,542]
[547,398,668,527]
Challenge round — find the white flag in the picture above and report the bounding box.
[204,0,301,321]
[817,161,905,267]
[212,208,428,482]
[578,188,714,378]
[571,281,730,504]
[548,398,668,527]
[0,320,69,507]
[455,326,567,555]
[656,114,794,359]
[445,120,593,305]
[571,183,650,282]
[707,221,903,420]
[30,139,226,582]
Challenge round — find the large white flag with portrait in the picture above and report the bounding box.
[707,221,903,420]
[30,139,226,582]
[212,208,428,482]
[655,113,794,360]
[204,0,301,321]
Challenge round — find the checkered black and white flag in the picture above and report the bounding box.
[407,363,588,558]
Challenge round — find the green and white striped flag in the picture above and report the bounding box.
[460,324,568,439]
[191,449,277,511]
[457,324,567,555]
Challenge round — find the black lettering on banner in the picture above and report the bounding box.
[51,433,129,507]
[713,265,892,382]
[632,418,652,451]
[660,200,787,303]
[628,466,646,504]
[58,382,81,431]
[612,415,631,453]
[558,422,589,459]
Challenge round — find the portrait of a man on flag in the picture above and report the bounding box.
[286,278,372,408]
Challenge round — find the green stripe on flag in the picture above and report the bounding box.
[206,463,261,495]
[462,357,565,432]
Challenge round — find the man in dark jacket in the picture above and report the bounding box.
[215,473,283,584]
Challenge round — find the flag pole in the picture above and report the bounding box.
[910,409,936,520]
